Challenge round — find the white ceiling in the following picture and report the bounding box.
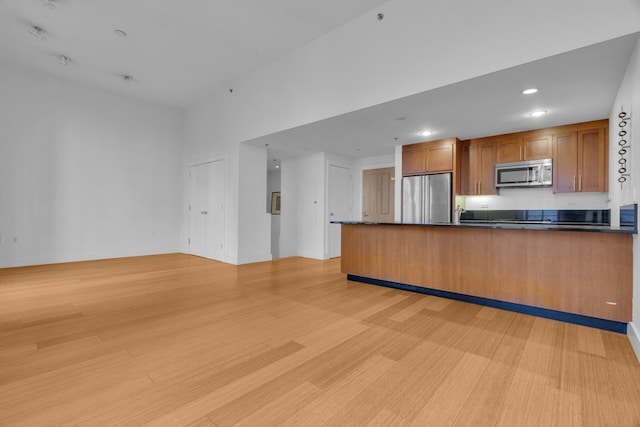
[0,0,388,107]
[251,33,639,168]
[0,0,638,172]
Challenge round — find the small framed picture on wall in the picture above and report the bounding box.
[271,192,281,215]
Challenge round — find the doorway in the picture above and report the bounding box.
[362,167,395,222]
[189,160,225,260]
[328,164,352,258]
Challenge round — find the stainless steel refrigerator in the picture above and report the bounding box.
[401,173,452,223]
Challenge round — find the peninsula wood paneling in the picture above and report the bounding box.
[340,224,632,322]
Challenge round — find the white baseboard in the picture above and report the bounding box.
[0,248,178,268]
[180,251,272,265]
[628,321,640,364]
[236,252,273,265]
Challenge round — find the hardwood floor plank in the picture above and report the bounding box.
[7,374,156,427]
[84,341,307,427]
[387,294,440,322]
[140,320,369,427]
[201,333,398,427]
[0,350,142,425]
[577,325,608,357]
[320,342,464,426]
[365,408,409,427]
[185,416,217,427]
[0,254,638,427]
[451,343,521,426]
[280,354,396,427]
[230,381,323,427]
[409,352,491,426]
[497,369,583,427]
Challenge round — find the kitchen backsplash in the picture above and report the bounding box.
[462,187,609,211]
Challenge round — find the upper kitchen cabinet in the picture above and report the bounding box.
[553,120,608,193]
[402,138,457,176]
[402,144,427,175]
[496,131,552,163]
[459,138,497,195]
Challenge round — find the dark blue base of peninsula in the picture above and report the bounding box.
[347,274,627,334]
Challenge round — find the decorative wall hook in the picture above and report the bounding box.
[617,108,631,189]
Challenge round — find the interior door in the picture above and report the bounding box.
[328,165,351,258]
[189,160,225,260]
[363,167,395,222]
[189,163,208,257]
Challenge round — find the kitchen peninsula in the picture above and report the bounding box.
[337,213,635,333]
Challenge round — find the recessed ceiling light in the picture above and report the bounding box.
[28,25,47,40]
[114,29,128,37]
[420,130,433,137]
[59,55,70,66]
[122,75,134,84]
[529,110,548,117]
[43,0,56,9]
[522,88,538,95]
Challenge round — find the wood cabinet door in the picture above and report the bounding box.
[495,138,521,163]
[459,142,474,195]
[402,146,426,175]
[523,135,552,160]
[426,142,453,172]
[459,141,496,195]
[477,143,497,194]
[553,132,578,193]
[578,127,607,192]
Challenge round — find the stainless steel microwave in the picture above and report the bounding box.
[495,159,552,188]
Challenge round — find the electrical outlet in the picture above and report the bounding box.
[480,203,489,209]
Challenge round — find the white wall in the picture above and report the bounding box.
[237,143,271,264]
[280,158,298,258]
[325,153,354,258]
[0,61,183,268]
[267,170,281,259]
[609,34,640,360]
[280,153,326,259]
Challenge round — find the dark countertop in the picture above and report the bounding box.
[331,220,637,234]
[333,206,638,234]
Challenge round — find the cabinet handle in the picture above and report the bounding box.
[579,175,582,192]
[573,176,576,191]
[520,146,523,160]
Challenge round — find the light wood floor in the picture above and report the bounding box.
[1,254,639,427]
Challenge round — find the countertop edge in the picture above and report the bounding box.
[330,221,637,234]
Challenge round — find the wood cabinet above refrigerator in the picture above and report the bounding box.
[402,138,458,176]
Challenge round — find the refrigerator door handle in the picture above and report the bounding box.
[423,175,430,224]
